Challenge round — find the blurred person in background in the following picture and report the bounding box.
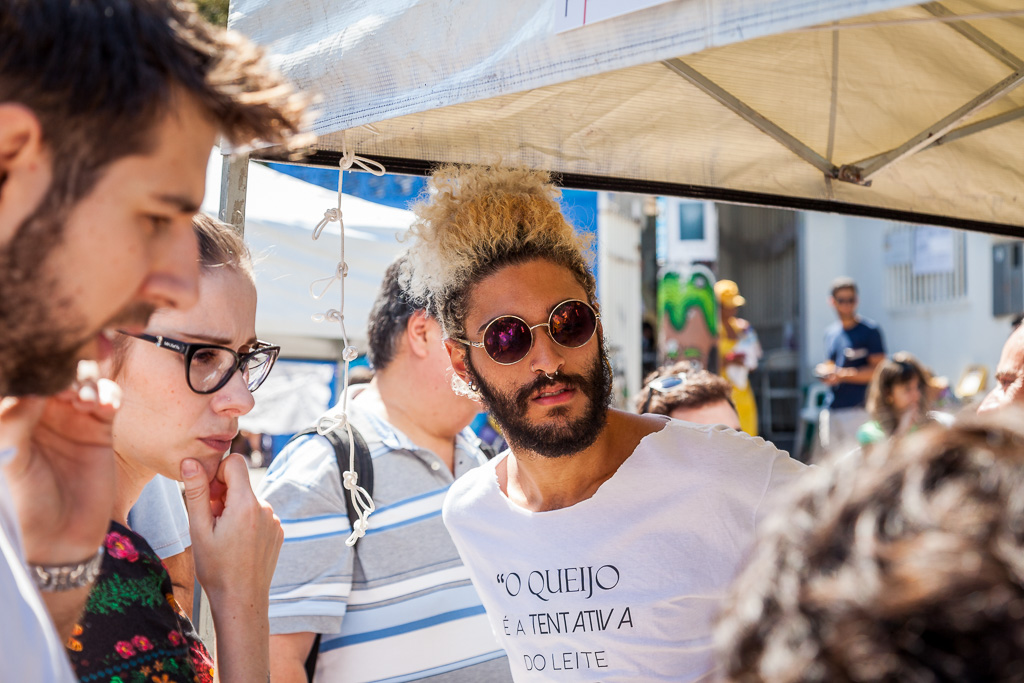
[715,411,1024,682]
[816,277,886,450]
[715,280,761,435]
[346,364,375,386]
[71,214,283,683]
[635,361,741,431]
[856,352,934,446]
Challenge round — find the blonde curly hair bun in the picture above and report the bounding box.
[402,164,596,342]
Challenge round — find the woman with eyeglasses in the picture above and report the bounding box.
[66,214,283,683]
[857,351,934,447]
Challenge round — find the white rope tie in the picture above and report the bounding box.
[310,262,348,300]
[308,130,385,546]
[310,309,343,324]
[312,208,340,240]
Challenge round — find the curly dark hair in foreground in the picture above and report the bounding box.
[715,410,1024,682]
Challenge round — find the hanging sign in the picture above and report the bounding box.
[555,0,677,32]
[912,226,956,275]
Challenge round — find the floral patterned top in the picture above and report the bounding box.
[66,522,214,683]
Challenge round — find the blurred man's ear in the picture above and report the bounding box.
[405,310,433,360]
[444,339,471,384]
[0,104,51,245]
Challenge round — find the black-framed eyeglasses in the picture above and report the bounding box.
[120,331,280,395]
[452,299,601,365]
[639,362,703,414]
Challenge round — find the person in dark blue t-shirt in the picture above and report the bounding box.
[815,277,886,451]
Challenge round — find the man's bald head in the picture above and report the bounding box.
[978,325,1024,413]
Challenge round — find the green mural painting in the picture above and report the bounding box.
[657,266,719,368]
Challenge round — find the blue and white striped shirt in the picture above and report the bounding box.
[259,394,511,682]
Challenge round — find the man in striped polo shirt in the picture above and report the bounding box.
[261,256,513,682]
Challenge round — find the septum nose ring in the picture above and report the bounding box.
[543,371,558,380]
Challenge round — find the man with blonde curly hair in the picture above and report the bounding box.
[403,164,806,681]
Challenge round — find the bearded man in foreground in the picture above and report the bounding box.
[403,165,806,682]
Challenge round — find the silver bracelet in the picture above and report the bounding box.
[30,547,105,592]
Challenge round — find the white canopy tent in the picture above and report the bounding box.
[201,155,412,435]
[229,0,1024,233]
[202,153,412,354]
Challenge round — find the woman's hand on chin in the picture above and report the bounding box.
[180,453,283,603]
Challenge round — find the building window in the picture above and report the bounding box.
[993,242,1024,317]
[679,202,704,241]
[883,224,966,309]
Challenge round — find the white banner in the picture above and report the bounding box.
[913,227,956,276]
[555,0,677,32]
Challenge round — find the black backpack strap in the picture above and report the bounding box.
[287,425,374,529]
[303,634,321,683]
[318,425,374,528]
[478,440,499,460]
[286,423,374,682]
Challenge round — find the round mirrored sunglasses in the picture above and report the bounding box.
[453,299,600,365]
[120,331,280,395]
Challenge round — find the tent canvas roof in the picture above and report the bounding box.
[231,0,1024,232]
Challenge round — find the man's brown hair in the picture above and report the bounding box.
[0,0,309,213]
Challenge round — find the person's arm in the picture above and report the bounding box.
[270,632,317,683]
[181,453,283,683]
[163,546,195,620]
[833,352,885,385]
[258,434,356,683]
[128,474,195,617]
[0,372,121,641]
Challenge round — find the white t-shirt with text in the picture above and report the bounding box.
[442,420,806,682]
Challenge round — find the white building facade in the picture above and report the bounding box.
[800,214,1018,400]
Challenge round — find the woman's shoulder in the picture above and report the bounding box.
[67,521,213,683]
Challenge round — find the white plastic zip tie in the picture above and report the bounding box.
[309,131,385,546]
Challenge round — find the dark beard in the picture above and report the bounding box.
[467,340,613,458]
[0,188,83,395]
[0,190,152,396]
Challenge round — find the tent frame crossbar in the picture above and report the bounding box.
[934,105,1024,146]
[664,4,1024,187]
[661,58,841,180]
[840,2,1024,180]
[923,2,1024,70]
[841,68,1024,183]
